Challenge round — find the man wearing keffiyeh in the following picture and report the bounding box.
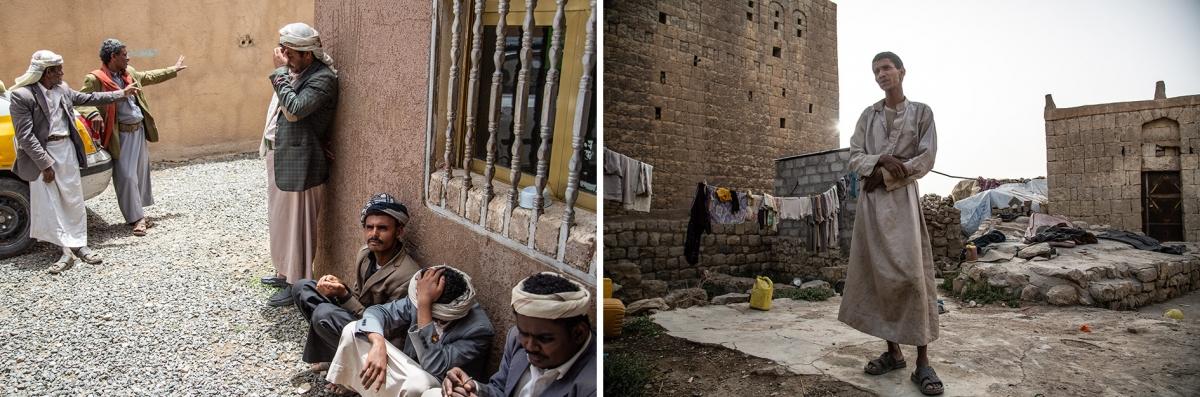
[291,194,421,376]
[433,272,596,397]
[261,22,340,304]
[323,265,495,397]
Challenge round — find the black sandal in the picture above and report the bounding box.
[864,351,906,375]
[911,365,945,395]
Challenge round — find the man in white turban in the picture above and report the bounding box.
[324,265,495,396]
[261,21,341,306]
[434,272,596,397]
[8,50,138,273]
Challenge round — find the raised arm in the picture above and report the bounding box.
[270,69,335,120]
[132,65,179,86]
[65,86,127,107]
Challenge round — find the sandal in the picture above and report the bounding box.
[911,365,945,395]
[47,254,75,274]
[864,351,906,375]
[325,383,355,396]
[74,247,103,264]
[132,219,148,237]
[309,361,330,373]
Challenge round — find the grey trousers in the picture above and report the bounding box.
[114,127,153,224]
[293,279,357,363]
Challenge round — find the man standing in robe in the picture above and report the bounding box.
[837,51,943,396]
[262,22,340,306]
[80,39,187,237]
[9,50,138,273]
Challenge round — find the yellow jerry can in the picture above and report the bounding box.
[603,298,626,338]
[750,276,774,311]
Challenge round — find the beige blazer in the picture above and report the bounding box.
[340,245,421,316]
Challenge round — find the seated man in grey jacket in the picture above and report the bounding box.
[325,265,495,397]
[435,272,596,397]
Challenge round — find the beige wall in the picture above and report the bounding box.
[0,0,314,160]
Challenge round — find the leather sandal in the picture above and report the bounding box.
[864,351,906,375]
[47,254,75,274]
[132,219,148,237]
[911,365,945,395]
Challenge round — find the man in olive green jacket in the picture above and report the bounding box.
[80,38,186,236]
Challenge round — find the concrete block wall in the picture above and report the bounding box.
[774,148,856,254]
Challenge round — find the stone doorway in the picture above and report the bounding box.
[1142,171,1184,242]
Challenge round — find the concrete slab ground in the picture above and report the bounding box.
[652,292,1200,396]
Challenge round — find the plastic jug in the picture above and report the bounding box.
[750,276,774,311]
[603,298,626,338]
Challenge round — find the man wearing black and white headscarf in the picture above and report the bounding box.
[291,194,421,374]
[261,22,340,305]
[8,50,137,273]
[324,265,495,397]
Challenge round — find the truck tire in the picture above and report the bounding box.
[0,177,33,258]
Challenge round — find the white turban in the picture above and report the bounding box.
[408,265,476,322]
[12,50,63,90]
[279,22,337,75]
[511,272,592,319]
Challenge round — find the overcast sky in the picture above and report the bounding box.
[834,0,1200,197]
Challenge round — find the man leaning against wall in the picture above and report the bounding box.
[261,22,340,307]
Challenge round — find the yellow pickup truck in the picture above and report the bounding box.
[0,92,113,257]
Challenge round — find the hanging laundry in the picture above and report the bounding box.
[684,183,712,265]
[846,171,860,199]
[777,197,812,220]
[603,148,654,212]
[706,185,750,224]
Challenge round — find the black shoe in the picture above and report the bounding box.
[268,285,294,307]
[261,275,289,287]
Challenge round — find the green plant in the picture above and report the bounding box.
[604,351,651,397]
[939,277,955,294]
[775,287,835,302]
[622,315,663,338]
[959,282,1020,308]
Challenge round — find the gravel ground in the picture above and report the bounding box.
[0,154,340,396]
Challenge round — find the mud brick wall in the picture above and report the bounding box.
[603,0,839,215]
[1044,83,1200,241]
[604,216,778,301]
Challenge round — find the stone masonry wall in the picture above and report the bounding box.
[604,0,839,215]
[1044,85,1200,241]
[604,217,777,301]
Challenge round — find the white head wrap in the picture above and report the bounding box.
[511,272,592,319]
[408,265,476,322]
[279,22,337,75]
[12,50,63,90]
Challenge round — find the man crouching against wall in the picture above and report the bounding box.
[323,265,495,396]
[292,194,421,373]
[432,272,596,397]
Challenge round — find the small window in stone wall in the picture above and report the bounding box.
[782,88,787,97]
[659,12,667,24]
[655,107,662,120]
[748,90,753,101]
[772,47,781,57]
[780,118,786,128]
[795,11,807,38]
[660,71,666,84]
[747,12,753,21]
[693,55,699,66]
[808,103,813,113]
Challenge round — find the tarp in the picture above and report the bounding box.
[954,178,1048,237]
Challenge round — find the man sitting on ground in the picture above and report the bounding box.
[434,272,596,397]
[292,194,421,373]
[324,265,495,396]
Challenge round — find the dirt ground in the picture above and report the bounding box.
[605,318,871,397]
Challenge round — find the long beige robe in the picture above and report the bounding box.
[837,98,939,346]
